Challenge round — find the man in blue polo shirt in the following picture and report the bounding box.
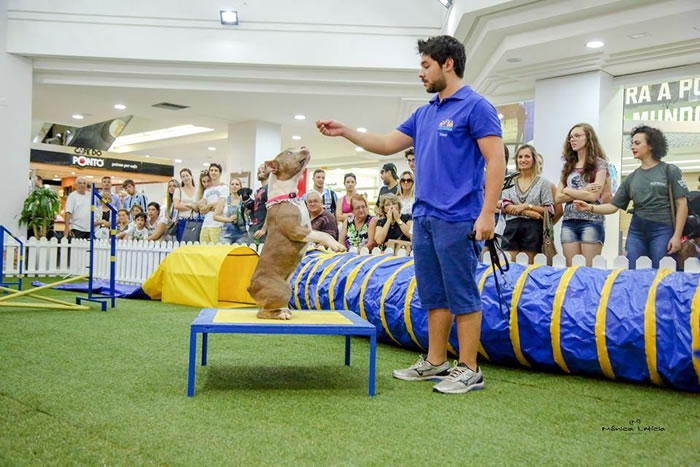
[317,35,504,394]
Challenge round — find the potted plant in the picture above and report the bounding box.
[19,188,61,238]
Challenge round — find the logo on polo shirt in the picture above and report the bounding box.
[438,119,454,132]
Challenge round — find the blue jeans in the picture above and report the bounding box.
[625,215,674,269]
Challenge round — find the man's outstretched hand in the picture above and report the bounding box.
[316,120,347,137]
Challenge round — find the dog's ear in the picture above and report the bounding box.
[265,160,279,174]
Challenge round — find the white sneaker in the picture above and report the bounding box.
[392,354,450,381]
[432,362,484,394]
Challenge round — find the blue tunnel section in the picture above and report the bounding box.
[290,251,700,392]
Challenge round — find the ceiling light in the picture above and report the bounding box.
[113,104,126,110]
[294,114,306,120]
[220,10,239,25]
[357,128,367,133]
[111,124,214,150]
[72,114,84,120]
[54,174,60,178]
[498,113,504,120]
[174,159,182,163]
[355,147,364,152]
[145,154,151,158]
[71,171,75,175]
[585,40,605,49]
[86,175,94,179]
[208,147,216,151]
[203,162,211,167]
[628,32,650,40]
[506,57,522,63]
[292,136,301,140]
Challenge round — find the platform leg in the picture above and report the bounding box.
[188,329,197,397]
[369,333,376,397]
[345,336,351,366]
[201,333,208,366]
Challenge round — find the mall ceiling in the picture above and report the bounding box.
[20,0,700,171]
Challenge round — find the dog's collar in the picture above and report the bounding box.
[266,192,298,208]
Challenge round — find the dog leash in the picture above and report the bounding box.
[469,231,510,318]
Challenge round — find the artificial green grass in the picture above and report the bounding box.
[1,278,699,466]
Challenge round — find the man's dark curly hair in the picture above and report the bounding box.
[631,125,668,160]
[417,35,466,78]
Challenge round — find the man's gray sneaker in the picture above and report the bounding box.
[432,362,484,394]
[392,354,450,381]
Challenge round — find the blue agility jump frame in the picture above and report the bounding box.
[0,225,24,291]
[75,183,117,311]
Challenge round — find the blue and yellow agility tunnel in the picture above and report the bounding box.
[289,251,700,392]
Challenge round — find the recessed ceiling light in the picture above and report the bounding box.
[628,32,650,40]
[113,104,126,110]
[144,154,151,158]
[208,147,216,151]
[585,40,605,49]
[506,57,522,63]
[498,113,504,120]
[71,171,75,175]
[294,114,306,120]
[357,128,367,133]
[72,114,84,120]
[292,136,301,140]
[86,175,94,179]
[174,159,182,163]
[220,10,239,25]
[355,147,364,152]
[203,162,210,167]
[54,174,60,178]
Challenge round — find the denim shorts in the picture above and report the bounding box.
[560,219,605,244]
[412,216,481,315]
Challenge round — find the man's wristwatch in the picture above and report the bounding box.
[397,220,404,226]
[528,204,533,210]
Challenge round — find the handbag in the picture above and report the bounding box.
[666,164,697,269]
[542,209,557,265]
[180,213,203,243]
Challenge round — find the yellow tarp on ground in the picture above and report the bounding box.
[142,245,258,308]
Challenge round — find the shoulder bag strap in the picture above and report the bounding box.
[665,163,676,229]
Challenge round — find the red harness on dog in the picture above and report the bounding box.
[266,192,298,208]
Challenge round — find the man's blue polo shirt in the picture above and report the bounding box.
[397,86,502,221]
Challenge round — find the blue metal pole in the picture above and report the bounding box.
[88,183,95,299]
[109,198,116,308]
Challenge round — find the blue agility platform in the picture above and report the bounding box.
[188,308,377,397]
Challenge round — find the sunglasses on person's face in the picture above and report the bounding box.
[400,178,413,183]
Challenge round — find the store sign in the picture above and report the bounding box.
[72,155,105,167]
[31,148,173,177]
[624,77,700,122]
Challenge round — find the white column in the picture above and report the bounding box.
[0,0,32,233]
[226,121,281,190]
[534,71,623,260]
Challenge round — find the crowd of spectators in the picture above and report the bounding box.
[57,124,695,269]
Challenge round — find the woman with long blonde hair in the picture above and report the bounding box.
[397,170,415,216]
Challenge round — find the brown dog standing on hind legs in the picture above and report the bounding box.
[248,147,346,320]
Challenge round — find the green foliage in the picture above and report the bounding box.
[18,188,60,231]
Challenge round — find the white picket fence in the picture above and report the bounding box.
[2,237,698,286]
[1,237,261,284]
